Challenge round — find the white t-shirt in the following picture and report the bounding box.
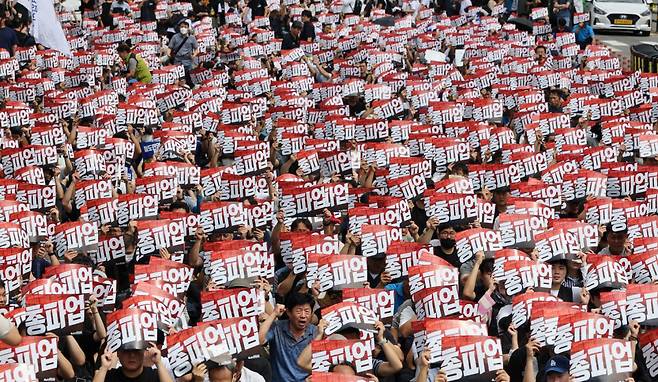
[342,0,356,13]
[399,305,417,327]
[203,367,266,382]
[0,314,12,339]
[410,0,421,17]
[240,367,266,382]
[460,0,472,14]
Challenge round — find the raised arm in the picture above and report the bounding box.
[374,321,403,376]
[258,304,285,344]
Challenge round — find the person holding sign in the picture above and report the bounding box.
[93,342,173,382]
[282,21,303,50]
[259,293,318,382]
[572,20,594,50]
[199,360,266,382]
[0,313,20,345]
[117,43,153,84]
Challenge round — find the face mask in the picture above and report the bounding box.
[440,238,456,249]
[179,27,189,35]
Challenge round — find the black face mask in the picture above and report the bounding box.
[440,238,456,249]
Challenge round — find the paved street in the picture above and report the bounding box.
[596,30,658,56]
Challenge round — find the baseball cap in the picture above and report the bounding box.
[544,355,569,375]
[226,278,253,289]
[118,340,148,351]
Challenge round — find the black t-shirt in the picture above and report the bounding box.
[435,247,460,268]
[140,0,157,21]
[101,2,114,28]
[410,206,428,234]
[15,30,35,48]
[300,21,315,42]
[270,16,284,38]
[248,0,266,17]
[104,368,160,382]
[80,0,96,11]
[281,31,299,50]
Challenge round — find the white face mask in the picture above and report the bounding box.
[179,27,189,35]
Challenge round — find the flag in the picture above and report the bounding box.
[18,0,72,56]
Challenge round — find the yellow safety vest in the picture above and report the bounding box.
[125,53,152,83]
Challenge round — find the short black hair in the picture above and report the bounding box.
[437,223,456,233]
[240,196,258,205]
[291,218,312,231]
[71,253,94,267]
[170,201,190,213]
[301,10,312,19]
[284,292,315,311]
[117,43,131,53]
[336,326,361,338]
[450,162,469,176]
[480,258,494,274]
[549,89,565,100]
[7,18,19,29]
[291,20,303,30]
[590,286,614,298]
[493,187,511,194]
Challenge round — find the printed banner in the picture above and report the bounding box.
[311,340,373,373]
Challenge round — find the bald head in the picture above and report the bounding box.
[208,360,243,382]
[331,364,356,375]
[208,366,233,382]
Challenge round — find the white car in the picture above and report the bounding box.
[588,0,652,35]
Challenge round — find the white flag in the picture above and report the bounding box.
[17,0,71,56]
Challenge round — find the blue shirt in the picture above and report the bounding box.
[573,24,594,43]
[0,27,17,56]
[266,319,317,382]
[31,257,50,279]
[385,282,406,313]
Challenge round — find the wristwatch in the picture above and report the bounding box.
[378,338,389,346]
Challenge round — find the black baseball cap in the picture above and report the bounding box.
[545,355,569,375]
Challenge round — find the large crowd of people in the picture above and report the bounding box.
[0,0,652,381]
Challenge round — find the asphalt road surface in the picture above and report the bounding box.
[595,29,658,56]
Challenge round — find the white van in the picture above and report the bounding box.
[588,0,652,35]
